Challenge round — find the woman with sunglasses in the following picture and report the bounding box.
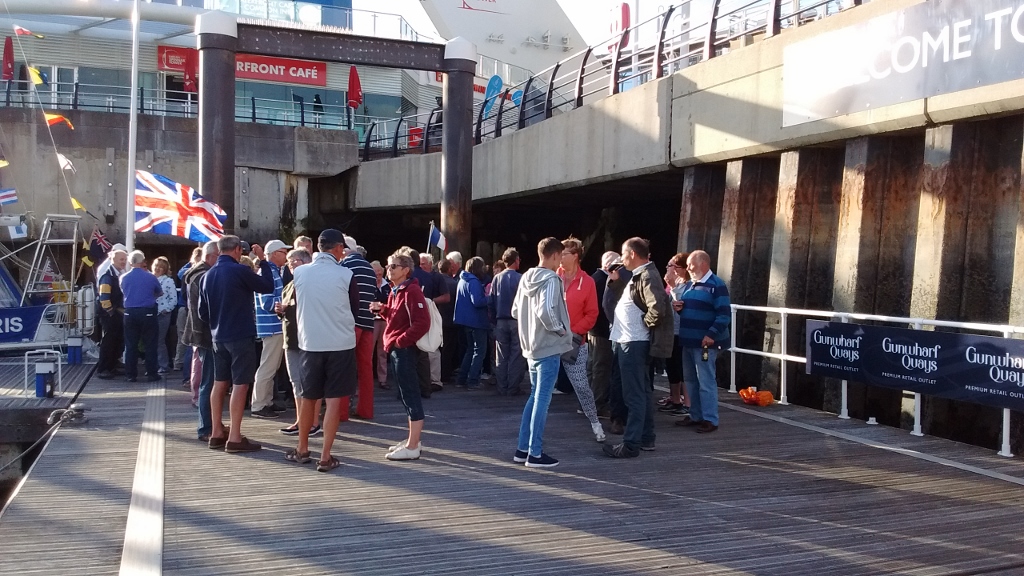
[658,252,691,415]
[370,252,432,461]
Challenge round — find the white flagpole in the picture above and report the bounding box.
[426,221,433,256]
[124,0,141,252]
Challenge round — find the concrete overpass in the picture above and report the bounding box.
[353,0,1024,210]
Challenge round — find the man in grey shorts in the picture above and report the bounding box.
[275,248,322,437]
[288,229,360,472]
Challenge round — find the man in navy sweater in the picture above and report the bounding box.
[120,250,164,382]
[199,235,275,453]
[674,250,731,433]
[489,248,524,396]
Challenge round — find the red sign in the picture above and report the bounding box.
[236,54,326,86]
[158,46,193,72]
[609,3,631,52]
[157,46,327,87]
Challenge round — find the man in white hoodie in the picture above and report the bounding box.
[512,237,573,469]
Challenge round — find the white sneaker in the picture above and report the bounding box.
[592,422,606,443]
[388,439,408,452]
[386,445,421,460]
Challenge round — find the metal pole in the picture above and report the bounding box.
[839,314,849,419]
[999,408,1014,457]
[911,321,924,436]
[441,38,477,258]
[197,12,238,235]
[729,306,737,393]
[779,311,789,405]
[999,329,1015,457]
[124,0,141,252]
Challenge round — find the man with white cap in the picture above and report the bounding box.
[96,245,128,379]
[341,233,378,420]
[250,239,289,419]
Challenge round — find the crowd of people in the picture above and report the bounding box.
[92,230,732,472]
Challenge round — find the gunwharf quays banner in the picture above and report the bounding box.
[805,321,1024,411]
[783,0,1024,126]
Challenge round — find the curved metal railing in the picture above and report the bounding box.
[363,0,867,160]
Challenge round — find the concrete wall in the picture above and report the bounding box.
[354,0,1024,207]
[1,109,358,243]
[352,76,673,210]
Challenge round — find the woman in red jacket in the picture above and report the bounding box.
[559,238,606,442]
[370,251,431,461]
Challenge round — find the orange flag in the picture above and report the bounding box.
[44,113,73,130]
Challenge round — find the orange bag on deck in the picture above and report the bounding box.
[739,387,774,407]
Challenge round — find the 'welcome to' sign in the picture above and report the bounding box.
[783,0,1024,125]
[805,320,1024,412]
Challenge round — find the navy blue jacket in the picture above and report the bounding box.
[488,268,521,321]
[198,255,275,344]
[454,271,489,329]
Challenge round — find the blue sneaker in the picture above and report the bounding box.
[525,453,559,468]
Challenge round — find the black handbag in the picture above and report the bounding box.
[560,333,584,364]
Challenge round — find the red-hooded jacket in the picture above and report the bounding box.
[380,278,431,352]
[560,269,598,336]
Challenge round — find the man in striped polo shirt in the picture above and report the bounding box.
[342,234,379,420]
[250,239,289,419]
[674,250,731,433]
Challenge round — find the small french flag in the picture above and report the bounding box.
[428,222,447,252]
[0,188,17,205]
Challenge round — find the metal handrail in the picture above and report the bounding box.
[728,303,1023,457]
[362,0,867,159]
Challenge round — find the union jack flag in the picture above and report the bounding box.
[134,170,226,243]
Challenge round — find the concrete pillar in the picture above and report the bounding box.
[196,12,237,234]
[441,38,477,258]
[678,165,726,266]
[833,135,924,424]
[909,118,1023,444]
[717,157,780,388]
[764,148,844,406]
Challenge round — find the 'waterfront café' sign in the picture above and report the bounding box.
[806,320,1024,412]
[158,46,327,87]
[783,0,1024,126]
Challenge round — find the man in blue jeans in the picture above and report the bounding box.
[183,241,219,442]
[512,238,572,469]
[674,250,731,433]
[601,237,673,458]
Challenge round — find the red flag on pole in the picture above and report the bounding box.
[347,65,362,109]
[182,49,197,93]
[2,37,12,82]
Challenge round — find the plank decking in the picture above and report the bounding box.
[2,374,1024,575]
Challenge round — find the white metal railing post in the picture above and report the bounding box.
[839,314,850,419]
[779,310,789,405]
[726,303,1024,456]
[910,321,924,436]
[999,329,1015,457]
[729,306,737,393]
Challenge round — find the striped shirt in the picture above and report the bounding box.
[677,270,731,349]
[341,252,377,331]
[254,261,283,337]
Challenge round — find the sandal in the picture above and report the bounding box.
[285,449,312,464]
[316,456,341,472]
